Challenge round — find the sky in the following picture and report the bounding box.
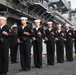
[62,0,76,18]
[71,0,76,9]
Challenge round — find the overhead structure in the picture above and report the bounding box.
[0,0,73,26]
[48,0,69,13]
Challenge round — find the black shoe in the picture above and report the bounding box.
[18,69,23,72]
[67,59,73,62]
[32,66,36,68]
[25,68,30,71]
[32,66,42,69]
[47,63,54,66]
[2,73,7,75]
[0,73,2,75]
[37,66,42,69]
[57,61,64,63]
[19,68,29,72]
[14,62,19,63]
[16,62,19,63]
[11,62,15,64]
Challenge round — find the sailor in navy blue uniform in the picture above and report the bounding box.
[55,24,65,63]
[9,24,18,64]
[0,16,10,75]
[44,22,55,65]
[32,20,44,68]
[17,17,32,71]
[65,24,74,61]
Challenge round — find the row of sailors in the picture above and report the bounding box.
[0,16,76,75]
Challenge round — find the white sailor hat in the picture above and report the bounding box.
[57,24,61,26]
[0,16,6,20]
[65,23,70,26]
[47,21,53,24]
[21,17,28,20]
[34,19,41,22]
[11,24,17,29]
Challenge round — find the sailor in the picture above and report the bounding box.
[17,17,32,71]
[74,30,76,58]
[55,24,65,63]
[32,19,44,68]
[0,16,10,75]
[9,24,18,64]
[65,24,74,61]
[44,21,55,65]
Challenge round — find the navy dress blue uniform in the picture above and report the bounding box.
[56,30,65,63]
[32,27,44,68]
[0,25,10,74]
[18,25,32,71]
[74,31,76,55]
[44,29,55,65]
[9,30,18,63]
[65,30,74,61]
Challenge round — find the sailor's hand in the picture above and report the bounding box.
[55,38,58,41]
[17,39,21,43]
[51,32,54,35]
[24,32,30,36]
[2,31,8,36]
[32,37,36,41]
[45,37,48,41]
[61,33,64,36]
[69,32,72,35]
[64,38,66,41]
[37,32,42,35]
[72,38,75,41]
